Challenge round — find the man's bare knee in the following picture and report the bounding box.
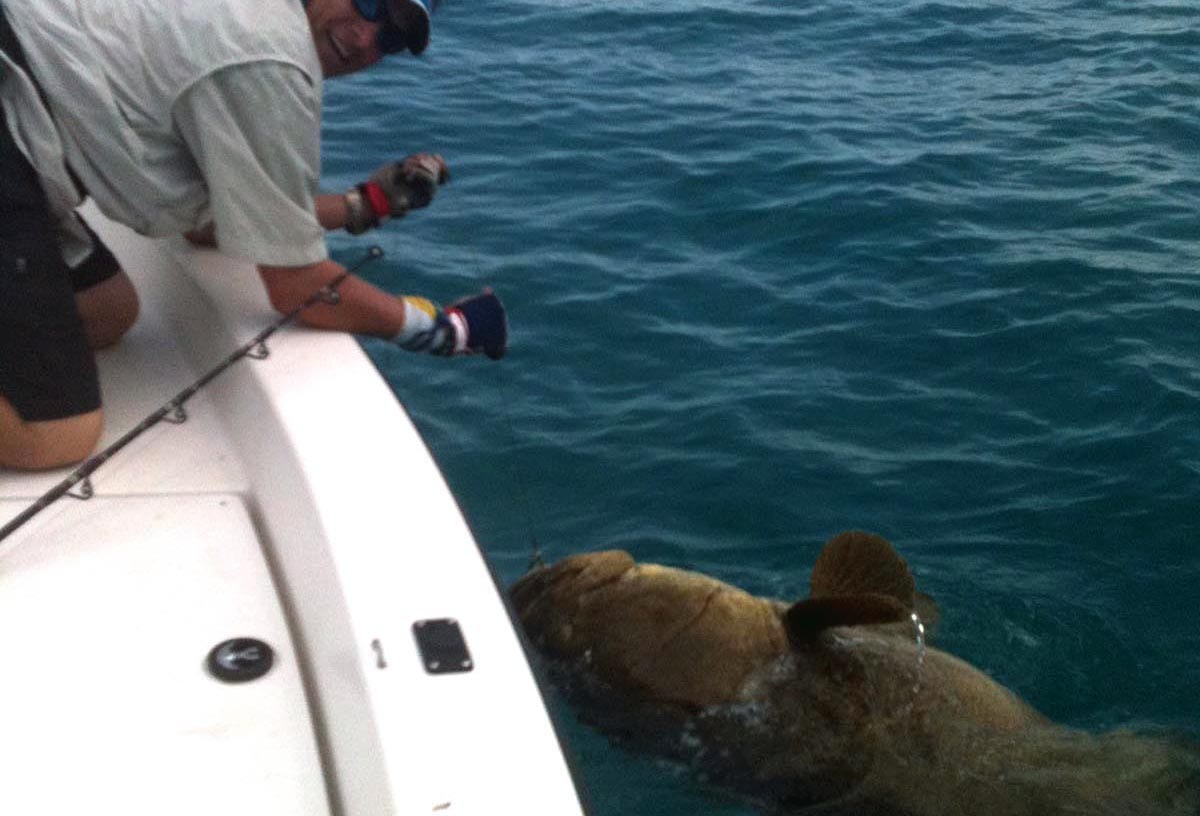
[76,270,140,350]
[0,397,103,470]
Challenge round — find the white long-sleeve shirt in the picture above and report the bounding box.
[0,0,327,267]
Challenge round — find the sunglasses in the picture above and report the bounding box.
[351,0,435,55]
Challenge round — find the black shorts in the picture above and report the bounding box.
[0,106,120,421]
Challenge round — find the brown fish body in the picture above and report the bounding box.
[511,533,1200,815]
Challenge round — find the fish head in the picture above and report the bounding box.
[511,550,789,710]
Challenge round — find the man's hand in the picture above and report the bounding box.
[384,153,450,210]
[344,153,450,234]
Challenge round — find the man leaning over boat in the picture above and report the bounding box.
[0,0,506,472]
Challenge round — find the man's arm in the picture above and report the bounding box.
[258,258,508,359]
[257,257,406,336]
[189,194,344,243]
[175,67,502,357]
[314,194,351,232]
[203,150,448,242]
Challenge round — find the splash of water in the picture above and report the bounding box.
[910,611,927,697]
[887,611,929,722]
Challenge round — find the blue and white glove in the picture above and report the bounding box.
[394,289,508,361]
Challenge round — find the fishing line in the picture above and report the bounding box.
[490,362,546,572]
[0,246,384,545]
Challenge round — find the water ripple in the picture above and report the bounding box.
[333,1,1200,811]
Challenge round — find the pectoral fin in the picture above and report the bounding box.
[783,593,911,647]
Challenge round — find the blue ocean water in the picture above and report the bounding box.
[323,1,1200,812]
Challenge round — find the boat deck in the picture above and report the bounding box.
[0,493,329,813]
[0,210,586,815]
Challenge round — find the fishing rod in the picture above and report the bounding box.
[0,246,384,545]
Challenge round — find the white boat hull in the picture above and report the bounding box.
[0,207,587,815]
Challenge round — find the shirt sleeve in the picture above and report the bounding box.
[173,62,328,267]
